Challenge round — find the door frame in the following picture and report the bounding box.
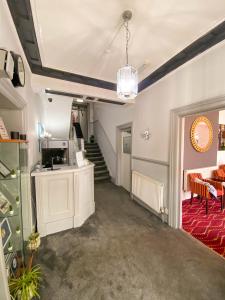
[116,122,133,191]
[169,95,225,228]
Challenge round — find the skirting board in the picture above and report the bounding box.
[131,194,168,223]
[45,218,74,237]
[110,176,116,184]
[73,205,95,228]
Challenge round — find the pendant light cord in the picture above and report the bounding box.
[123,20,131,65]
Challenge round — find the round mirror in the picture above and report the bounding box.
[191,116,213,152]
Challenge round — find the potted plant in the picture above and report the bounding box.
[16,196,20,206]
[9,231,42,300]
[16,226,21,234]
[27,232,40,252]
[9,265,41,300]
[9,205,14,215]
[10,169,17,178]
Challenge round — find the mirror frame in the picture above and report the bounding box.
[190,116,213,152]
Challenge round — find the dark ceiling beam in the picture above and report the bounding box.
[32,65,116,91]
[6,1,225,93]
[6,0,116,91]
[45,89,125,106]
[45,89,83,99]
[6,0,42,68]
[97,99,125,105]
[139,20,225,91]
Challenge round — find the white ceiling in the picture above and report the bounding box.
[31,0,225,83]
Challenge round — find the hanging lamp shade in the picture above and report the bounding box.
[117,65,138,100]
[117,10,138,100]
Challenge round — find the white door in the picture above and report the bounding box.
[121,131,131,192]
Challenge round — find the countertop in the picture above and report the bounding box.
[31,162,94,177]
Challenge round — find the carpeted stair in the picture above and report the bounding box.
[85,142,110,182]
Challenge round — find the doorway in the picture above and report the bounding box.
[116,123,132,192]
[169,96,225,229]
[72,104,88,141]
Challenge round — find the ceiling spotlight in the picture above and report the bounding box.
[76,98,84,103]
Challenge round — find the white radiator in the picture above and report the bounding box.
[132,171,164,213]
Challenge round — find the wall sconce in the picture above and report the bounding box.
[140,129,151,140]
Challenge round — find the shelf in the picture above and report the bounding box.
[0,176,20,181]
[0,212,20,219]
[0,139,28,143]
[0,141,26,274]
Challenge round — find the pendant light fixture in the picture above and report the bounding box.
[117,10,138,100]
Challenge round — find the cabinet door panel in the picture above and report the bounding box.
[41,173,74,222]
[78,169,94,206]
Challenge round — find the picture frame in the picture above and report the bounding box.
[0,160,11,177]
[0,117,9,139]
[0,191,10,214]
[0,218,12,248]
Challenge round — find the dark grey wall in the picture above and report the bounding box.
[183,111,219,170]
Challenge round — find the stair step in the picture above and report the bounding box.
[86,152,101,158]
[85,143,98,147]
[93,160,105,166]
[86,152,102,157]
[94,164,106,171]
[95,175,111,182]
[85,142,109,182]
[88,156,103,162]
[85,144,99,148]
[86,148,100,152]
[94,169,109,176]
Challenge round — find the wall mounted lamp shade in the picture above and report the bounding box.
[117,65,138,100]
[117,10,138,100]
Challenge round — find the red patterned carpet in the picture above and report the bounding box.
[182,197,225,258]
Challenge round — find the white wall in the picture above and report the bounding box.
[0,1,45,297]
[94,40,225,209]
[0,0,45,247]
[94,103,134,152]
[217,151,225,165]
[219,110,225,124]
[0,0,44,167]
[42,94,73,139]
[94,103,134,179]
[0,109,24,133]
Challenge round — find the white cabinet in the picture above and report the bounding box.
[74,167,94,227]
[33,165,94,237]
[42,173,74,222]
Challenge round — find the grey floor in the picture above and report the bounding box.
[37,182,225,300]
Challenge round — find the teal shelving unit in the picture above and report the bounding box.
[0,140,28,277]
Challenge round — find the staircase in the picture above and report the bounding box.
[85,142,110,182]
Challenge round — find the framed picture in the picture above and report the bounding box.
[0,191,10,214]
[0,117,9,139]
[0,160,11,177]
[0,218,12,248]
